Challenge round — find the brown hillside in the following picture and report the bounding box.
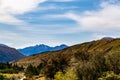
[14,38,120,67]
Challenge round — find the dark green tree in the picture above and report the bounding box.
[25,64,39,78]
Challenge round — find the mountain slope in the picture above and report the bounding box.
[15,38,120,67]
[0,43,9,47]
[0,45,25,63]
[18,44,67,56]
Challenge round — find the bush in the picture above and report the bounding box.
[54,69,78,80]
[0,68,19,73]
[98,71,120,80]
[105,52,120,74]
[0,73,9,80]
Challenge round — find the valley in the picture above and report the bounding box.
[0,0,120,80]
[1,38,120,80]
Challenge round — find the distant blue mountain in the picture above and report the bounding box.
[18,44,67,56]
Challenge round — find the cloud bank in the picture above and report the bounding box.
[0,0,46,25]
[0,0,120,48]
[65,0,120,32]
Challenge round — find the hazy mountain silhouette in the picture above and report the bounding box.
[18,44,67,56]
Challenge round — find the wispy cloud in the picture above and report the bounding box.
[0,0,120,48]
[0,29,71,48]
[38,5,78,11]
[16,0,120,34]
[37,0,120,39]
[61,0,120,33]
[0,0,77,27]
[0,0,46,25]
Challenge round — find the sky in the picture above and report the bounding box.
[0,0,120,48]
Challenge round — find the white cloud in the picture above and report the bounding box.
[0,0,46,25]
[39,2,120,33]
[0,30,69,48]
[0,14,25,25]
[61,0,120,32]
[1,0,120,48]
[7,0,120,34]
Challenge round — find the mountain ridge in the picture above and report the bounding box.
[18,44,67,56]
[0,45,25,63]
[0,43,9,47]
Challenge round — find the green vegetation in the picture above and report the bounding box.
[0,63,24,80]
[0,63,23,74]
[54,69,78,80]
[98,71,120,80]
[0,73,9,80]
[41,53,71,79]
[25,64,39,78]
[14,50,120,80]
[15,38,120,80]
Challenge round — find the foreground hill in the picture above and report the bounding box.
[18,44,67,56]
[14,38,120,80]
[15,38,120,67]
[0,45,25,63]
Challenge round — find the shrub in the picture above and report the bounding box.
[0,73,9,80]
[105,52,120,74]
[98,71,120,80]
[54,69,78,80]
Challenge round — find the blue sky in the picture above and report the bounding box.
[0,0,120,48]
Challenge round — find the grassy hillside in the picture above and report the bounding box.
[15,38,120,67]
[14,38,120,80]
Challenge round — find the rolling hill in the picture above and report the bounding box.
[14,38,120,67]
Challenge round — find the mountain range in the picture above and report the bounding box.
[0,43,67,63]
[18,44,67,56]
[0,44,25,63]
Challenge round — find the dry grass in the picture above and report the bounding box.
[3,72,24,79]
[26,77,45,80]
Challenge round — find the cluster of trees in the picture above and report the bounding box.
[25,64,39,78]
[72,51,120,80]
[0,62,11,69]
[24,51,120,80]
[0,62,23,74]
[0,62,24,80]
[25,53,71,79]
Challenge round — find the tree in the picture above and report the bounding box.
[42,53,71,79]
[25,64,39,78]
[105,52,120,74]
